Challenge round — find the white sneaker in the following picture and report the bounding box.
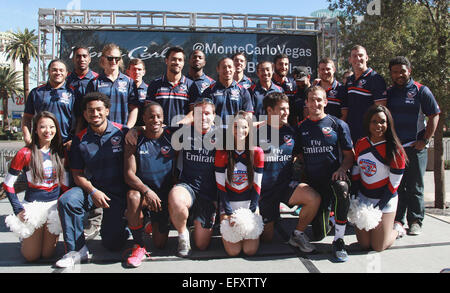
[394,221,406,239]
[280,203,298,213]
[55,245,89,268]
[288,231,315,253]
[177,236,191,258]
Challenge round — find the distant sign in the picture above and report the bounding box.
[310,9,345,18]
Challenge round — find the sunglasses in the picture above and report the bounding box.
[106,56,121,62]
[193,98,214,106]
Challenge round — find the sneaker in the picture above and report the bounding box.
[177,236,191,258]
[55,245,89,268]
[280,203,298,213]
[332,238,348,262]
[408,223,422,236]
[288,232,315,253]
[126,245,150,268]
[394,221,406,239]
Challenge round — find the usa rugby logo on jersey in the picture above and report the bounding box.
[161,145,171,155]
[322,127,333,137]
[360,159,377,177]
[406,90,417,104]
[60,92,72,105]
[283,135,293,146]
[111,136,122,146]
[358,80,367,88]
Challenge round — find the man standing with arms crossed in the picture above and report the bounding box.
[343,45,387,143]
[387,56,440,236]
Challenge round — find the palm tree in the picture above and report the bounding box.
[5,28,38,104]
[0,67,22,129]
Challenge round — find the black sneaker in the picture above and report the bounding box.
[332,238,348,262]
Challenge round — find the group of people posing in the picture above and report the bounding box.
[2,42,440,269]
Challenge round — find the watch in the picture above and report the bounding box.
[422,138,430,144]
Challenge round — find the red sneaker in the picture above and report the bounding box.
[126,245,150,268]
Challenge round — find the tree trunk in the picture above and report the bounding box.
[1,92,8,129]
[434,115,446,208]
[23,61,30,104]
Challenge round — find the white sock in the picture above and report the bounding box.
[334,224,346,241]
[294,229,305,237]
[179,229,189,240]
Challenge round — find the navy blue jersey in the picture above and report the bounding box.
[188,73,215,100]
[387,79,440,147]
[134,128,176,192]
[318,79,346,119]
[146,75,194,126]
[201,80,253,127]
[249,82,284,120]
[25,82,76,143]
[70,121,129,197]
[342,68,387,143]
[86,72,138,125]
[132,81,149,126]
[66,70,99,118]
[257,124,297,194]
[177,126,218,202]
[272,76,297,100]
[294,115,353,182]
[237,75,254,90]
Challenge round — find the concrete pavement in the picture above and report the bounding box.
[0,140,449,275]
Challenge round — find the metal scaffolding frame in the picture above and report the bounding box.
[37,8,338,84]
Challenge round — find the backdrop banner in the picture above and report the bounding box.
[60,30,318,83]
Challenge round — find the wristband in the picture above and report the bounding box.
[88,188,97,197]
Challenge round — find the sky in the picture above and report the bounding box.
[0,0,332,32]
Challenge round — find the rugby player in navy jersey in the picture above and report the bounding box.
[146,46,194,126]
[67,46,99,133]
[232,52,254,90]
[249,61,283,120]
[68,46,102,241]
[315,58,347,121]
[168,98,220,258]
[23,59,76,148]
[294,86,354,262]
[291,66,310,124]
[187,49,215,99]
[257,92,321,253]
[86,44,139,128]
[126,58,149,127]
[386,56,440,236]
[200,57,253,128]
[343,45,387,143]
[124,102,177,267]
[56,92,129,268]
[272,54,298,126]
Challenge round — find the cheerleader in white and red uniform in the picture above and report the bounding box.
[2,111,68,262]
[215,111,264,257]
[351,105,407,252]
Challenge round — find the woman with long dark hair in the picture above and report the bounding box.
[215,111,264,256]
[351,105,408,251]
[3,111,68,261]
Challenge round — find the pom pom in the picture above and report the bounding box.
[4,200,61,239]
[220,219,244,243]
[220,208,264,243]
[46,203,62,235]
[347,195,382,231]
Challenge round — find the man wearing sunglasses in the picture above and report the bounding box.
[86,43,139,129]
